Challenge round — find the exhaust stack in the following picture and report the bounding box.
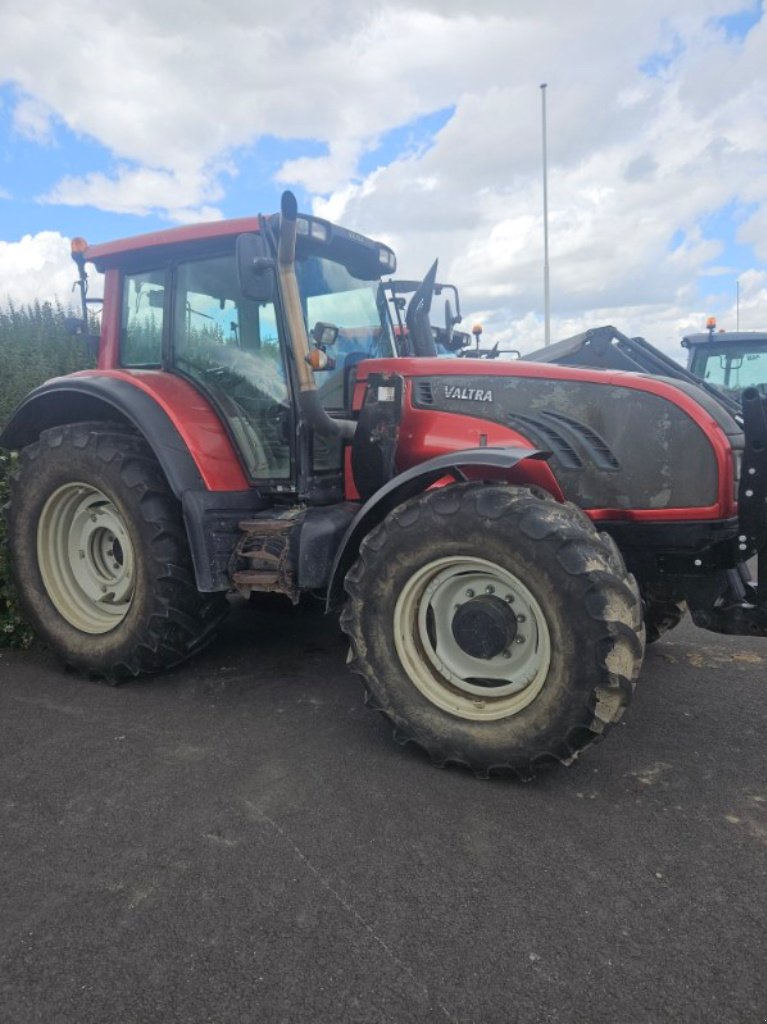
[277,191,356,441]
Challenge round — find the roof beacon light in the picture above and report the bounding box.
[706,316,717,335]
[70,237,88,261]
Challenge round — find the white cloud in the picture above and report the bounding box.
[12,94,55,145]
[739,205,767,263]
[0,0,764,346]
[41,165,225,223]
[276,140,364,196]
[0,233,85,307]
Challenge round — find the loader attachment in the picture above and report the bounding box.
[687,385,767,637]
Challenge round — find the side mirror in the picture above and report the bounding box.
[311,322,339,347]
[236,233,276,302]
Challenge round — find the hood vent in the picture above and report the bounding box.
[541,412,620,470]
[509,414,583,469]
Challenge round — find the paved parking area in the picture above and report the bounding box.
[1,600,765,1023]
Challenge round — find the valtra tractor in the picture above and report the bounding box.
[3,193,766,779]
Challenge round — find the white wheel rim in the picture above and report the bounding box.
[393,556,551,721]
[37,483,135,634]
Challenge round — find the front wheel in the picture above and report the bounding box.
[7,422,227,680]
[341,484,645,778]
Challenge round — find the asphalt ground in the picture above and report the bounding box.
[1,600,765,1024]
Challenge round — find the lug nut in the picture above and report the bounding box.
[516,613,526,623]
[515,636,525,644]
[466,589,475,598]
[485,585,495,594]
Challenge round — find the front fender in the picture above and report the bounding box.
[326,446,549,609]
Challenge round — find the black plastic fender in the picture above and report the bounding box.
[326,446,548,609]
[0,376,204,496]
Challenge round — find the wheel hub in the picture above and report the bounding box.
[37,482,135,634]
[451,595,517,659]
[394,556,552,721]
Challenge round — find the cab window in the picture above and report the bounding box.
[120,269,165,367]
[171,254,292,481]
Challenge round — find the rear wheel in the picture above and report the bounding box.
[341,483,645,778]
[7,422,227,680]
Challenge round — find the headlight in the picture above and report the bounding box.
[379,247,396,272]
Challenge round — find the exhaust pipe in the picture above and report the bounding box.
[277,191,356,441]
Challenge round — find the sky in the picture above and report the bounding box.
[0,0,765,360]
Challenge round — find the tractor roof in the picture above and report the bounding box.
[682,331,767,348]
[84,216,263,269]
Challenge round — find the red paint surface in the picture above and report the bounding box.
[98,269,121,369]
[344,447,360,501]
[70,369,249,491]
[354,359,737,522]
[86,218,262,268]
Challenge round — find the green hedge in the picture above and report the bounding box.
[0,301,92,647]
[0,450,34,647]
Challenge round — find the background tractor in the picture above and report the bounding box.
[2,192,765,778]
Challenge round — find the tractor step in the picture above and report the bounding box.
[238,517,298,535]
[231,569,283,589]
[230,509,304,601]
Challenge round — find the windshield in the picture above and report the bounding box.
[295,255,395,409]
[296,255,393,350]
[694,345,767,394]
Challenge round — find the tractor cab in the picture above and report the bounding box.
[65,201,399,505]
[682,324,767,400]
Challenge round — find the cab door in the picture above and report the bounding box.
[170,252,294,487]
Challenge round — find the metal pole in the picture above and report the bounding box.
[736,277,740,331]
[541,83,551,345]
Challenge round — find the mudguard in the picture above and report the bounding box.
[326,446,548,608]
[0,374,248,495]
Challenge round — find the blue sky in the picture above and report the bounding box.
[0,93,456,243]
[0,0,765,354]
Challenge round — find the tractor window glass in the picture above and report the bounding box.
[700,347,767,392]
[121,269,165,367]
[295,255,394,412]
[172,254,292,481]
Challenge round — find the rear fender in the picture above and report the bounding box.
[0,373,248,495]
[326,446,549,608]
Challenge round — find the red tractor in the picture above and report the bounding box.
[3,193,765,778]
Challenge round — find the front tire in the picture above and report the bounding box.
[7,422,227,680]
[341,484,645,778]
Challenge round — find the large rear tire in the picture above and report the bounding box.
[341,483,645,778]
[7,422,227,680]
